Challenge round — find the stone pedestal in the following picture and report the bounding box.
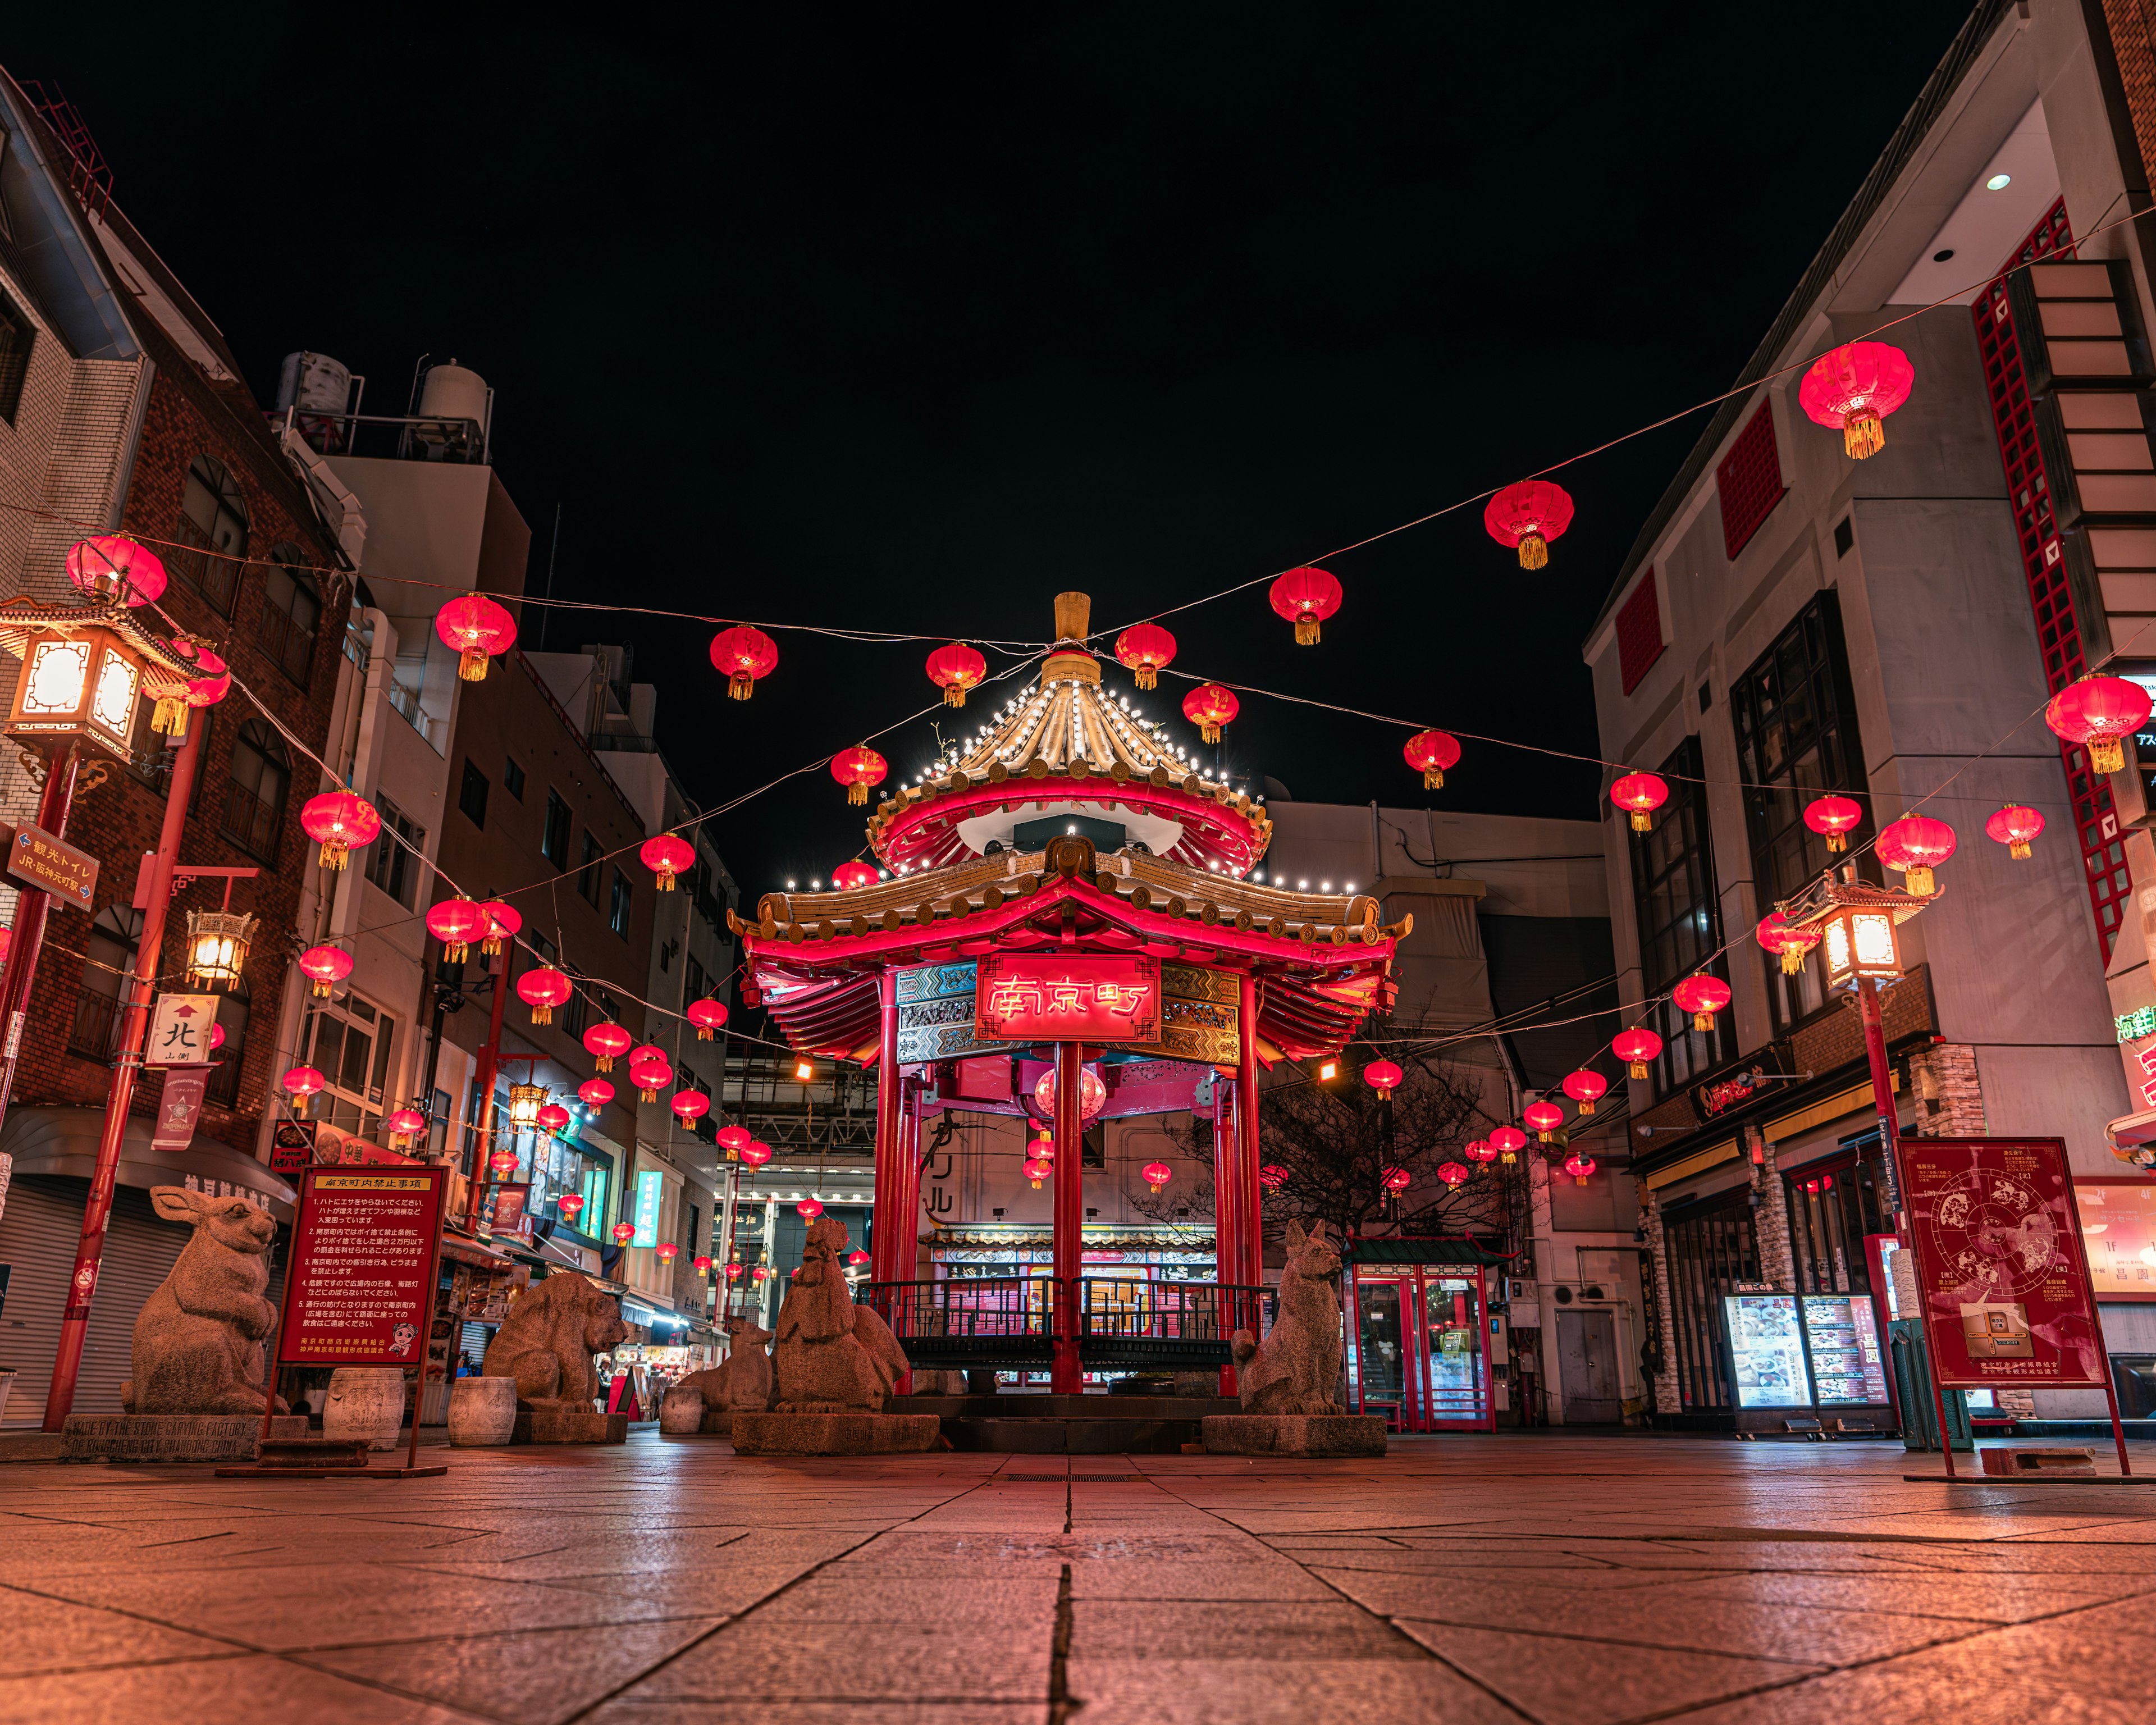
[700,1407,735,1435]
[1203,1414,1387,1457]
[323,1367,407,1451]
[512,1407,629,1444]
[61,1414,308,1463]
[731,1412,942,1455]
[447,1376,518,1446]
[659,1388,706,1434]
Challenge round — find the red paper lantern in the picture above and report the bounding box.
[556,1192,586,1221]
[1804,795,1863,853]
[583,1021,632,1072]
[1182,683,1239,745]
[517,966,573,1025]
[479,900,521,956]
[297,944,353,999]
[1404,729,1461,791]
[578,1078,615,1109]
[1562,1151,1598,1187]
[671,1089,711,1125]
[1985,803,2045,860]
[490,1147,520,1177]
[1483,480,1574,570]
[150,640,228,736]
[717,1124,751,1158]
[1258,1164,1287,1190]
[66,535,166,606]
[1382,1166,1411,1192]
[641,833,695,891]
[1613,1025,1663,1079]
[1363,1058,1404,1100]
[1488,1125,1527,1164]
[1610,772,1669,833]
[281,1065,325,1117]
[209,1022,224,1051]
[831,745,888,807]
[1798,341,1915,459]
[710,624,778,699]
[385,1106,427,1147]
[1269,566,1342,645]
[1757,911,1822,977]
[1141,1161,1173,1193]
[1673,973,1733,1033]
[1877,814,1957,896]
[301,790,381,870]
[630,1059,673,1104]
[797,1197,824,1218]
[688,998,729,1040]
[1034,1066,1107,1120]
[741,1141,773,1169]
[1561,1070,1608,1115]
[656,1241,679,1264]
[1436,1162,1469,1189]
[436,591,518,681]
[694,1254,714,1275]
[613,1221,636,1245]
[847,1249,870,1267]
[1464,1139,1497,1165]
[627,1042,668,1070]
[926,641,988,707]
[423,897,487,963]
[2045,674,2152,775]
[536,1102,572,1134]
[1114,622,1177,689]
[830,861,876,892]
[724,1261,744,1281]
[1524,1100,1564,1143]
[1022,1156,1050,1189]
[751,1265,770,1281]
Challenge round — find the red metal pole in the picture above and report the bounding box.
[1236,972,1263,1292]
[1856,975,1904,1230]
[1051,1040,1083,1393]
[462,944,511,1233]
[43,725,202,1430]
[1212,1064,1240,1393]
[0,740,81,1141]
[871,973,901,1285]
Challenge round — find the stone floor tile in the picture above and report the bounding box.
[588,1705,1039,1724]
[1063,1656,1519,1724]
[1648,1566,2156,1624]
[622,1618,1051,1703]
[0,1585,243,1676]
[1396,1620,1826,1725]
[1070,1598,1420,1660]
[755,1574,1059,1621]
[0,1653,487,1725]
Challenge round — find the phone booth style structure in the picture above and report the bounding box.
[1343,1237,1505,1431]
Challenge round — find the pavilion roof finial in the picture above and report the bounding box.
[1053,591,1090,644]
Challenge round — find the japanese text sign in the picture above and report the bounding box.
[2072,1178,2156,1300]
[632,1169,663,1249]
[975,953,1162,1045]
[269,1119,316,1175]
[145,994,218,1066]
[1894,1137,2111,1388]
[277,1167,446,1366]
[5,822,96,911]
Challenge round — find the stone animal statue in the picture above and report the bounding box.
[773,1216,910,1413]
[124,1186,289,1416]
[674,1317,777,1412]
[481,1270,628,1407]
[1230,1217,1345,1416]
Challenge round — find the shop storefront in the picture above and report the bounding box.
[1341,1239,1504,1432]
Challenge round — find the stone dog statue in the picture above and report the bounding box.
[674,1317,776,1413]
[1230,1217,1345,1416]
[773,1216,910,1412]
[123,1186,289,1416]
[482,1270,628,1407]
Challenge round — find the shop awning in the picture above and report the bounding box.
[0,1105,297,1221]
[439,1232,521,1270]
[1342,1235,1512,1267]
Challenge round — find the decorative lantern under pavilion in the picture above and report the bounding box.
[1814,897,1911,992]
[0,600,152,759]
[506,1082,547,1131]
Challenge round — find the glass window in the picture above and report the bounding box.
[1785,1153,1889,1298]
[173,454,248,615]
[219,718,289,861]
[0,288,32,425]
[1730,593,1873,1035]
[305,991,395,1138]
[203,980,251,1108]
[69,906,141,1062]
[257,546,319,684]
[364,794,426,907]
[1659,1188,1760,1411]
[541,790,572,868]
[1627,735,1733,1093]
[459,759,488,828]
[609,867,632,938]
[578,831,603,905]
[504,757,526,800]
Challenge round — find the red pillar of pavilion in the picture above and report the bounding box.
[1051,1040,1085,1392]
[1211,1065,1240,1392]
[1236,973,1263,1292]
[873,973,903,1286]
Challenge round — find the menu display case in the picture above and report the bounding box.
[1725,1295,1812,1408]
[1801,1294,1890,1405]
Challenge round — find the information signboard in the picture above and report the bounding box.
[276,1167,446,1367]
[2073,1176,2156,1301]
[4,822,97,911]
[1894,1136,2110,1389]
[975,953,1162,1044]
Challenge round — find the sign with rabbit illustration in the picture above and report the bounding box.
[277,1167,447,1365]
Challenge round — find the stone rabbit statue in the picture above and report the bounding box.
[1230,1217,1345,1416]
[773,1217,910,1412]
[675,1317,776,1413]
[123,1186,288,1416]
[482,1270,628,1407]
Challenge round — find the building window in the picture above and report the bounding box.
[1659,1188,1760,1411]
[304,991,395,1139]
[1784,1151,1890,1299]
[541,790,572,868]
[219,718,290,861]
[609,867,632,938]
[1615,572,1665,695]
[364,794,426,908]
[1628,736,1733,1093]
[257,545,319,684]
[68,906,142,1062]
[203,980,252,1108]
[686,953,713,1009]
[504,756,526,800]
[1730,592,1873,1035]
[0,288,33,425]
[1715,401,1787,560]
[578,830,604,906]
[459,759,489,828]
[564,972,592,1041]
[173,454,248,615]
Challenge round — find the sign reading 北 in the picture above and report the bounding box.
[4,822,96,912]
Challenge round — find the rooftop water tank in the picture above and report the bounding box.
[418,360,487,430]
[276,350,350,416]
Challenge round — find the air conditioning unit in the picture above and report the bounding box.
[1549,1281,1618,1307]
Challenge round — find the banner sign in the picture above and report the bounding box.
[481,1181,531,1244]
[145,994,218,1066]
[976,953,1162,1044]
[149,1065,211,1153]
[4,822,96,911]
[270,1119,317,1175]
[1894,1136,2111,1388]
[2072,1177,2156,1301]
[632,1169,663,1248]
[277,1167,447,1366]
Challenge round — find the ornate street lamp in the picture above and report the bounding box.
[184,909,256,989]
[0,604,150,757]
[506,1081,547,1131]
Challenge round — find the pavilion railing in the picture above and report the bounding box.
[862,1278,1055,1368]
[1077,1279,1268,1368]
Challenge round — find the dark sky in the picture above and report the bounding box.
[13,4,1977,899]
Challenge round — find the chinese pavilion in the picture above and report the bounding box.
[732,593,1408,1391]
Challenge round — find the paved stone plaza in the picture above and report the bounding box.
[2,1433,2154,1723]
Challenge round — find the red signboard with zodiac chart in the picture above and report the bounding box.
[1893,1137,2111,1388]
[974,953,1162,1045]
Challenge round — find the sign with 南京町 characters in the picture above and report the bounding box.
[975,953,1163,1045]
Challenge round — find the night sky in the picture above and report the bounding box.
[13,6,1976,901]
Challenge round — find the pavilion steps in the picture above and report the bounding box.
[892,1392,1239,1454]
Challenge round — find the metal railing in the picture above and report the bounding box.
[864,1277,1054,1367]
[1079,1279,1267,1367]
[863,1278,1268,1371]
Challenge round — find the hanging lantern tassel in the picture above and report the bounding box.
[1517,532,1548,571]
[150,688,188,736]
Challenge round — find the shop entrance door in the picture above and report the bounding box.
[1556,1309,1620,1423]
[1350,1276,1413,1426]
[1421,1273,1490,1428]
